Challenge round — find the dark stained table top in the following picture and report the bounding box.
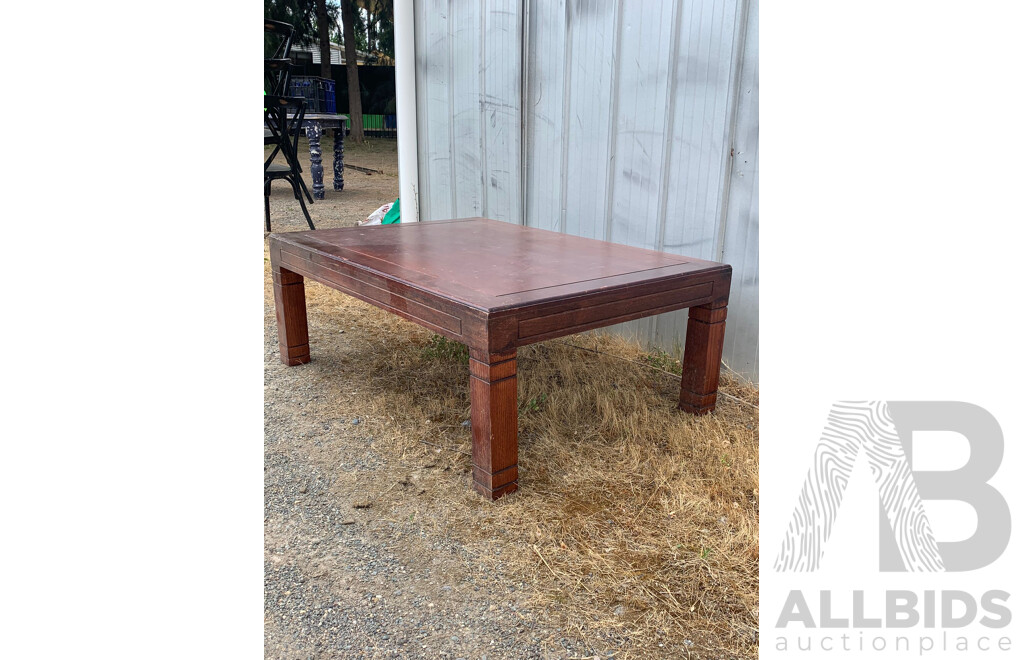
[290,113,349,122]
[270,218,729,312]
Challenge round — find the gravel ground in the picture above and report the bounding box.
[264,139,615,659]
[264,398,607,659]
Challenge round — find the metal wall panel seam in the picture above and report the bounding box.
[602,0,626,243]
[519,0,530,225]
[557,0,573,235]
[447,0,458,219]
[656,0,685,252]
[714,0,750,262]
[414,1,430,221]
[479,6,489,218]
[649,0,690,351]
[696,0,720,257]
[720,0,758,378]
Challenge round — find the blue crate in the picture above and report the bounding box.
[324,85,336,114]
[288,76,336,114]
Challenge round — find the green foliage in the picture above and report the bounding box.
[641,348,683,376]
[375,13,395,58]
[267,0,394,61]
[351,3,368,52]
[364,0,395,60]
[265,0,315,52]
[525,392,548,413]
[420,335,469,364]
[265,0,338,51]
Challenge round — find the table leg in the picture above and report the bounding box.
[469,349,519,499]
[679,302,727,414]
[333,127,344,191]
[272,266,311,366]
[307,122,325,200]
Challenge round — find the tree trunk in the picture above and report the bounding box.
[341,0,365,143]
[315,0,332,80]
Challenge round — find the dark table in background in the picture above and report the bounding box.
[295,113,348,200]
[270,218,732,500]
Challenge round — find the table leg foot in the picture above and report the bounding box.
[469,349,519,500]
[273,266,311,366]
[679,303,727,414]
[307,123,325,200]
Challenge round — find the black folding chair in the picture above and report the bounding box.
[265,94,315,231]
[265,19,295,64]
[264,21,314,231]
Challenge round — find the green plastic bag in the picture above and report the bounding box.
[382,198,401,224]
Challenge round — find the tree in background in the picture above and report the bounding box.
[340,0,365,142]
[363,0,394,65]
[314,0,336,81]
[265,0,337,75]
[264,0,316,53]
[267,0,396,141]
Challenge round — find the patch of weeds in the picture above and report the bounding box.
[421,334,469,364]
[525,392,548,413]
[701,547,712,559]
[642,348,682,376]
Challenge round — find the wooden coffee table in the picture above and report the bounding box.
[270,218,731,499]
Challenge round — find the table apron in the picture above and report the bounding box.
[272,244,468,340]
[272,240,730,353]
[514,283,711,343]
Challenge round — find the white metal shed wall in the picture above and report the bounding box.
[414,0,759,380]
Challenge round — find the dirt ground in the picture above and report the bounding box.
[264,138,759,659]
[264,135,400,233]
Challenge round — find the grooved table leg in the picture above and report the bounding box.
[679,303,727,414]
[469,349,519,500]
[333,128,344,191]
[307,122,325,200]
[273,266,311,366]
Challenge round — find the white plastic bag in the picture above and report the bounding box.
[361,203,393,226]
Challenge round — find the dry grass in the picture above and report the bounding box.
[266,257,759,659]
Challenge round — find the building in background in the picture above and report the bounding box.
[289,42,370,66]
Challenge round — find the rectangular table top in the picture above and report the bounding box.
[270,218,729,313]
[270,218,732,501]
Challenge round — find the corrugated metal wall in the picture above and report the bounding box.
[414,0,759,380]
